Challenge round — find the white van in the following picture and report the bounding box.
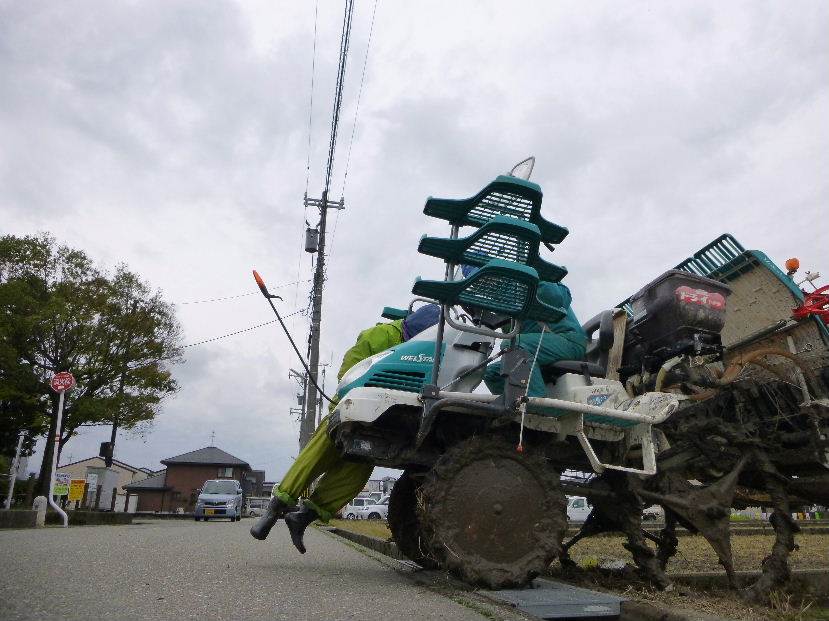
[343,496,389,520]
[566,496,591,522]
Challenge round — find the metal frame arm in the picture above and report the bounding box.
[444,305,520,339]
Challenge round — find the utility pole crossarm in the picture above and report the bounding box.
[304,196,345,211]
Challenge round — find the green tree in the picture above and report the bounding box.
[0,234,182,494]
[0,336,45,462]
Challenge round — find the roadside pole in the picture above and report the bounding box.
[3,431,25,510]
[48,372,76,527]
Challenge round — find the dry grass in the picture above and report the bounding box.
[550,567,828,621]
[565,533,829,574]
[559,533,829,621]
[329,518,391,540]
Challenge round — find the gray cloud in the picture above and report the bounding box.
[4,0,828,481]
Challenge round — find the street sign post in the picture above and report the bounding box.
[50,372,76,393]
[48,372,75,528]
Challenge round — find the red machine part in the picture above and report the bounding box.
[792,285,829,323]
[675,286,726,310]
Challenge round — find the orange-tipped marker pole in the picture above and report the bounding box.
[251,268,330,403]
[253,269,271,298]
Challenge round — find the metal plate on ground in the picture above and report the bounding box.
[481,578,623,620]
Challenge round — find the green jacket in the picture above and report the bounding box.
[520,282,587,347]
[337,320,404,382]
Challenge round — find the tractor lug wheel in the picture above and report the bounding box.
[388,470,438,569]
[418,435,567,588]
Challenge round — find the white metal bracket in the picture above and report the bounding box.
[556,413,658,476]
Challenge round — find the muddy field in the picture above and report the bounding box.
[330,520,828,574]
[330,520,829,620]
[551,566,829,621]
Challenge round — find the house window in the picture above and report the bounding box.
[218,467,233,478]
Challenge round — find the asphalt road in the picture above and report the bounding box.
[0,518,527,621]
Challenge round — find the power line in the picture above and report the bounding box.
[322,0,355,197]
[182,310,302,348]
[304,0,320,197]
[177,281,309,305]
[340,0,379,198]
[296,0,320,370]
[329,0,379,263]
[179,292,256,305]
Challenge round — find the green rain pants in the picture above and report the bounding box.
[483,332,586,398]
[273,415,372,522]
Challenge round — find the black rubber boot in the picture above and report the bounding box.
[284,505,319,554]
[249,497,294,541]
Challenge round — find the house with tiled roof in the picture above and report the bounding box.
[124,446,251,513]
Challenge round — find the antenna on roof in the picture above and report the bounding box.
[209,430,215,446]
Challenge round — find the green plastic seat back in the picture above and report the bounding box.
[381,307,408,320]
[418,215,568,283]
[419,215,537,263]
[424,176,568,244]
[412,259,540,318]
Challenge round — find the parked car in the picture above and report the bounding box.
[642,504,665,522]
[194,479,243,522]
[358,491,384,503]
[566,496,591,522]
[342,495,389,520]
[364,496,389,520]
[245,496,271,518]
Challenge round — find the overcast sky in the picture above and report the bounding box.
[2,1,827,482]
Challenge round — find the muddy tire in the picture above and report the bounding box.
[418,435,567,588]
[388,470,439,569]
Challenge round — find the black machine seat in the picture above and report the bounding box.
[541,360,606,383]
[539,310,616,383]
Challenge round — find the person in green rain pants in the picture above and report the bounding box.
[483,280,587,398]
[250,304,441,553]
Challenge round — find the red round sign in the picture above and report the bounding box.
[50,372,76,393]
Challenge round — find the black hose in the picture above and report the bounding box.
[257,277,335,404]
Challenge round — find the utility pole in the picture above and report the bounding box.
[289,368,308,408]
[289,368,309,431]
[3,431,25,510]
[300,195,344,449]
[299,0,355,449]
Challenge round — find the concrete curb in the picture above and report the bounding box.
[46,510,132,526]
[327,527,406,560]
[133,512,194,519]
